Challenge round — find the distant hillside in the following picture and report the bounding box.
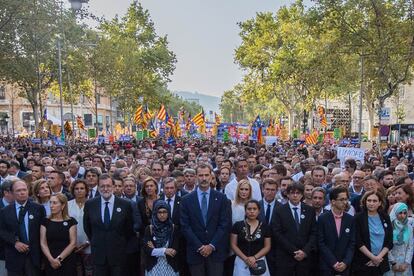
[174,91,221,119]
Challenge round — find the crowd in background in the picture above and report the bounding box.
[0,136,413,276]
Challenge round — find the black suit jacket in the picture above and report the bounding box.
[353,210,393,274]
[0,198,8,260]
[272,202,317,267]
[160,195,181,226]
[0,201,46,273]
[318,211,355,274]
[259,199,282,225]
[137,198,161,238]
[83,196,134,266]
[124,195,142,254]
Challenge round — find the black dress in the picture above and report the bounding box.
[231,220,271,257]
[41,217,77,276]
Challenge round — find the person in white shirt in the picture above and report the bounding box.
[225,159,262,201]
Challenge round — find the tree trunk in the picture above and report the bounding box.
[367,103,375,140]
[288,108,294,137]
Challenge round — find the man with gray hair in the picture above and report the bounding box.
[183,168,197,193]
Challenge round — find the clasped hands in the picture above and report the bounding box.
[197,244,214,257]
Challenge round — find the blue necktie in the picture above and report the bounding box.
[104,202,110,228]
[265,203,271,224]
[293,207,300,231]
[18,206,28,244]
[201,192,208,225]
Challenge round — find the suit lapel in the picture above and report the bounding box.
[191,192,204,226]
[206,190,218,224]
[284,204,298,232]
[109,197,120,228]
[327,212,339,239]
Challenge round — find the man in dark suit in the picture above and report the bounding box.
[259,178,281,276]
[160,177,181,225]
[180,164,231,276]
[9,161,28,180]
[318,186,355,275]
[0,180,14,275]
[0,179,46,276]
[272,182,317,276]
[83,173,134,276]
[84,168,101,199]
[48,171,73,200]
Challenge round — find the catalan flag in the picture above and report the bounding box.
[317,106,328,128]
[185,113,192,131]
[305,130,319,145]
[157,105,166,121]
[64,121,73,137]
[267,118,274,136]
[174,120,182,138]
[134,105,143,124]
[76,116,85,130]
[149,121,157,138]
[166,111,174,129]
[192,110,205,127]
[144,105,152,120]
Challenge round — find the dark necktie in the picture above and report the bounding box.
[293,207,300,231]
[89,190,94,199]
[201,192,208,225]
[265,203,271,224]
[18,206,28,244]
[167,198,172,214]
[104,202,110,228]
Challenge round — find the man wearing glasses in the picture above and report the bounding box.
[318,186,355,275]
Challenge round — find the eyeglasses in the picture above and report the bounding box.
[58,164,67,167]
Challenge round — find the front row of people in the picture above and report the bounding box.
[0,166,413,276]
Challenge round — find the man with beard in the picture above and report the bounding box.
[378,170,394,189]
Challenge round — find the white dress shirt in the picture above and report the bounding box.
[288,201,301,224]
[101,195,115,222]
[225,177,262,201]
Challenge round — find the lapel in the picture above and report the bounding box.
[206,190,218,224]
[259,200,265,219]
[109,197,121,228]
[10,203,19,226]
[25,202,33,238]
[190,192,205,226]
[284,203,298,232]
[327,211,340,239]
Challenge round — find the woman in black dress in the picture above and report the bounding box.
[230,199,271,276]
[40,193,77,276]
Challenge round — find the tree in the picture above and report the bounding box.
[314,0,414,134]
[0,0,89,132]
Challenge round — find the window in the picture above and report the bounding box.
[84,114,92,126]
[0,86,5,100]
[96,93,101,105]
[22,112,33,128]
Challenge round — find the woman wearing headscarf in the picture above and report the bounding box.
[143,201,180,276]
[385,203,413,276]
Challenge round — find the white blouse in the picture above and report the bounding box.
[68,199,90,254]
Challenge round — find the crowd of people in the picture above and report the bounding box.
[0,136,413,276]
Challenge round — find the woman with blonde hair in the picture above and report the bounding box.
[40,193,77,276]
[32,179,52,216]
[232,179,253,224]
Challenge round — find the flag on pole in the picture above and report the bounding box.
[149,121,157,138]
[64,121,73,137]
[165,111,174,129]
[305,130,319,144]
[144,105,152,120]
[214,112,221,125]
[134,105,143,124]
[157,105,166,121]
[76,116,85,130]
[192,110,205,127]
[317,106,328,128]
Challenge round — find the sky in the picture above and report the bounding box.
[86,0,298,97]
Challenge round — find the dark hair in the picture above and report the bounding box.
[360,190,386,212]
[1,179,13,194]
[244,199,261,211]
[98,173,114,186]
[195,163,212,174]
[272,163,287,177]
[286,183,304,194]
[360,163,374,172]
[344,159,357,170]
[173,158,186,167]
[219,166,231,174]
[171,170,184,178]
[311,165,326,176]
[395,176,410,186]
[150,161,164,170]
[260,168,270,178]
[84,168,101,178]
[378,170,393,181]
[32,163,45,172]
[234,158,248,168]
[329,186,349,201]
[70,179,89,195]
[9,160,20,169]
[221,159,233,168]
[395,184,414,210]
[0,160,10,168]
[262,178,278,188]
[50,170,65,183]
